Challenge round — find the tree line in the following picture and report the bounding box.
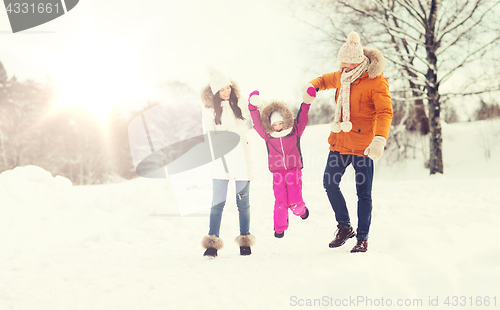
[0,62,139,184]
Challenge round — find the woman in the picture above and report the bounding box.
[200,67,255,257]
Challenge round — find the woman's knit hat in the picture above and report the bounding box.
[337,32,365,64]
[208,67,232,95]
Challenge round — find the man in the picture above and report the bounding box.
[306,31,393,253]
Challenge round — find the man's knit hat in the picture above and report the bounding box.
[337,32,365,63]
[208,67,232,95]
[270,111,284,125]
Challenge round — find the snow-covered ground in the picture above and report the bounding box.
[1,120,499,310]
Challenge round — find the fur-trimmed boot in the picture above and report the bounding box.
[201,235,224,257]
[235,234,256,256]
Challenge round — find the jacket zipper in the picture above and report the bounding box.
[279,137,287,170]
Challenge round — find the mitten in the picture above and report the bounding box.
[302,83,316,104]
[248,90,263,109]
[364,136,387,160]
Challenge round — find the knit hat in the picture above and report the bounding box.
[270,111,284,125]
[208,67,232,95]
[337,32,365,63]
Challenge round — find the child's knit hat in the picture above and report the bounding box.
[270,111,284,125]
[260,101,294,134]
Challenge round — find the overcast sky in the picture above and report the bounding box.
[0,0,326,113]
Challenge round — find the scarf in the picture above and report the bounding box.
[332,57,369,133]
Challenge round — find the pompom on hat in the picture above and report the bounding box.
[208,67,232,95]
[337,32,365,64]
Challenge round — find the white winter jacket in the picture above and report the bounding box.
[201,100,253,181]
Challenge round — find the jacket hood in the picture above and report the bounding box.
[363,47,385,79]
[260,101,294,134]
[201,81,240,108]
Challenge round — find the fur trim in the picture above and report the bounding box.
[201,81,240,108]
[201,235,224,250]
[260,101,294,134]
[363,47,385,79]
[235,234,256,247]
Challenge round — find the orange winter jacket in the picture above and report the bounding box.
[309,47,393,156]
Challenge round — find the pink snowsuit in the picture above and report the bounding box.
[249,101,310,233]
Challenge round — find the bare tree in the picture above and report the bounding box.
[294,0,500,174]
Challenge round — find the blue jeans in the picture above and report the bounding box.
[323,151,374,240]
[208,179,250,237]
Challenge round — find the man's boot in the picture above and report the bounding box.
[328,224,355,248]
[350,239,368,253]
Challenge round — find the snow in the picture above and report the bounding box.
[1,120,500,310]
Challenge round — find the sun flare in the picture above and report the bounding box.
[50,33,156,123]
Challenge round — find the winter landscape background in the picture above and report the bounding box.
[1,119,499,310]
[1,0,500,309]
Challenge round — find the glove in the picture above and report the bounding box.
[364,136,387,160]
[248,90,263,109]
[301,83,316,104]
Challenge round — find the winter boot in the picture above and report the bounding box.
[201,235,224,257]
[300,207,309,220]
[350,239,368,253]
[274,231,284,238]
[203,247,218,257]
[328,224,356,248]
[240,246,251,255]
[235,234,255,256]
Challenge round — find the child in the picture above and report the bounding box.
[248,86,316,238]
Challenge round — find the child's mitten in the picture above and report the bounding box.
[302,83,316,104]
[248,90,263,109]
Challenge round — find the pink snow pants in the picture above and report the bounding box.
[273,169,306,232]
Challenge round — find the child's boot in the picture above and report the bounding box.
[274,231,285,238]
[300,207,309,220]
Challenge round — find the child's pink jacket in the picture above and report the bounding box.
[249,101,310,172]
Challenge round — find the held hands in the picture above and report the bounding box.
[364,136,387,160]
[248,90,263,109]
[302,83,316,104]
